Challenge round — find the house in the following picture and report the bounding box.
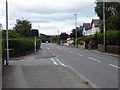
[82,19,100,37]
[82,23,91,36]
[90,19,100,34]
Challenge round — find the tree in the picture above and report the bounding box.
[95,2,120,20]
[2,30,20,39]
[51,36,59,43]
[95,2,120,31]
[13,19,32,37]
[70,28,83,38]
[60,32,69,40]
[70,29,75,38]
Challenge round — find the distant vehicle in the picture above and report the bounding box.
[46,41,48,44]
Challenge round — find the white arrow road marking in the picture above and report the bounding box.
[55,57,67,67]
[109,64,119,69]
[51,58,58,65]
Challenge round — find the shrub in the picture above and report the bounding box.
[106,30,120,46]
[82,30,120,46]
[97,33,103,44]
[79,40,84,45]
[2,30,20,39]
[2,38,40,58]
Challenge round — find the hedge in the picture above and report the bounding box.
[106,30,120,46]
[2,38,40,58]
[79,30,120,48]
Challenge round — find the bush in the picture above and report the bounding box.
[2,38,40,58]
[79,40,84,45]
[2,30,20,39]
[106,30,120,46]
[97,33,103,44]
[82,30,120,46]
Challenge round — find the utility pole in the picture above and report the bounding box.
[103,0,106,52]
[74,13,77,48]
[6,0,9,65]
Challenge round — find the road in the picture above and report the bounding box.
[43,43,119,88]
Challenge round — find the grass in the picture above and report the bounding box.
[83,81,89,85]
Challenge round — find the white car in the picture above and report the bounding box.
[46,41,48,44]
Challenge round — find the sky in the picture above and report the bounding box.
[0,0,99,35]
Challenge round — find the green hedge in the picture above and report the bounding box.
[79,30,120,49]
[2,38,40,58]
[106,30,120,46]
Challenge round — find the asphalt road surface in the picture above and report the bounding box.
[43,43,119,88]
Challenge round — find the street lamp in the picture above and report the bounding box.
[38,26,41,49]
[6,0,9,65]
[103,0,106,52]
[74,13,77,48]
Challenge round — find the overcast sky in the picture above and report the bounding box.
[0,0,99,35]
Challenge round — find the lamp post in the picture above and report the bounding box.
[74,13,77,48]
[6,0,9,65]
[38,26,41,49]
[58,31,60,44]
[103,0,106,52]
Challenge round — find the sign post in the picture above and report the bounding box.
[31,29,38,54]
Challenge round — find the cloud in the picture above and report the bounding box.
[0,0,98,35]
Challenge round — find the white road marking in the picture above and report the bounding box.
[51,58,58,65]
[88,57,101,62]
[77,54,84,56]
[69,51,74,53]
[109,64,119,69]
[55,57,67,67]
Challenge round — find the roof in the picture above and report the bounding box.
[91,19,100,27]
[83,23,91,30]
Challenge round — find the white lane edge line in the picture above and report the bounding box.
[109,64,119,69]
[51,58,58,65]
[55,57,67,67]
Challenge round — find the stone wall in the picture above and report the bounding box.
[98,44,120,55]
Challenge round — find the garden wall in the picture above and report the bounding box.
[98,44,120,55]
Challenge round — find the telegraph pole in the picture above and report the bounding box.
[6,0,9,65]
[103,0,106,52]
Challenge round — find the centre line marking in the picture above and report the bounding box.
[77,54,84,56]
[51,58,58,65]
[69,51,73,53]
[88,57,101,62]
[109,64,119,69]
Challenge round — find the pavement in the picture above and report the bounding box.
[2,44,91,88]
